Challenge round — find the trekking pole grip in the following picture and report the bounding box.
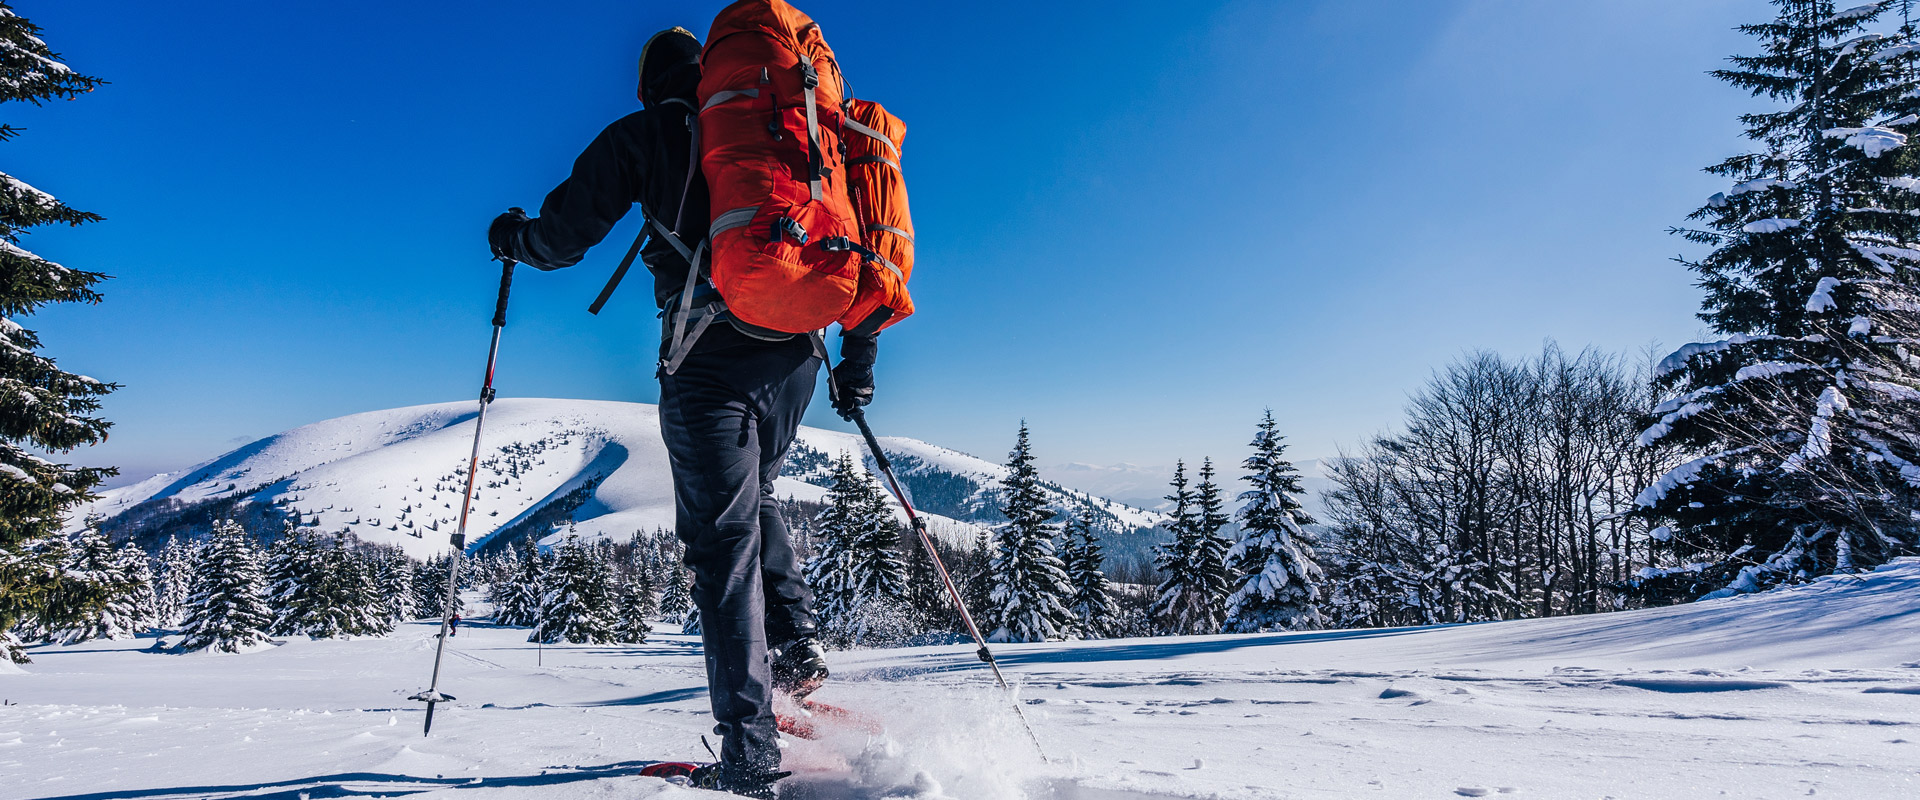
[492,258,515,328]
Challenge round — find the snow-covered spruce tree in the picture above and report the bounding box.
[1640,0,1920,599]
[658,558,692,624]
[1060,507,1120,639]
[1152,460,1233,635]
[681,603,703,636]
[378,549,417,624]
[804,452,911,646]
[414,553,461,620]
[337,539,391,636]
[491,539,543,627]
[33,524,110,643]
[152,535,196,627]
[112,543,157,636]
[613,579,654,644]
[903,530,959,634]
[529,535,615,645]
[1224,411,1326,632]
[984,423,1073,643]
[178,520,272,653]
[0,4,115,663]
[263,526,325,636]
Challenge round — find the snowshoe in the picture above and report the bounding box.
[776,696,881,740]
[769,636,829,699]
[687,762,790,799]
[638,761,702,780]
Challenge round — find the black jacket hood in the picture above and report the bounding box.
[639,27,700,109]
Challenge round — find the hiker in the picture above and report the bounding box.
[486,24,867,798]
[448,613,459,636]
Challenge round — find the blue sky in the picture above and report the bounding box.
[14,0,1769,488]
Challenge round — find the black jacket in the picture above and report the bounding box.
[498,53,708,309]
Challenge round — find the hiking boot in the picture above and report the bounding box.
[688,762,789,799]
[768,636,829,698]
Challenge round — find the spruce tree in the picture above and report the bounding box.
[264,527,326,636]
[178,520,271,653]
[903,531,958,635]
[0,4,115,663]
[152,535,196,627]
[37,524,115,643]
[1642,0,1920,596]
[379,549,418,624]
[529,535,615,645]
[334,538,390,636]
[1152,460,1231,635]
[111,543,158,637]
[984,423,1073,643]
[613,579,654,644]
[1060,508,1120,639]
[414,553,462,621]
[658,559,692,623]
[805,453,911,646]
[1224,411,1326,632]
[492,539,543,627]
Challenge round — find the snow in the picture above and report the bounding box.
[1849,240,1920,273]
[1807,276,1843,313]
[1634,449,1739,507]
[1826,3,1882,25]
[70,399,1162,558]
[1734,360,1814,382]
[1743,218,1802,234]
[1785,386,1849,473]
[1727,177,1795,197]
[9,559,1920,798]
[1837,31,1886,58]
[1824,126,1907,157]
[0,171,57,209]
[1654,336,1749,378]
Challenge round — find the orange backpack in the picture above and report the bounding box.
[696,0,914,339]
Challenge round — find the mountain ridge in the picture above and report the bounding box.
[75,398,1167,561]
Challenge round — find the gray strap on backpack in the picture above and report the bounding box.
[661,238,715,376]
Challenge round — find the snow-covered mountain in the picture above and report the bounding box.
[77,398,1164,560]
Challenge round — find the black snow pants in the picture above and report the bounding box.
[658,323,821,773]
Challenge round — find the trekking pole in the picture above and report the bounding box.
[410,246,518,736]
[844,406,1049,763]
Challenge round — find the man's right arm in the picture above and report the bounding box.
[492,112,650,271]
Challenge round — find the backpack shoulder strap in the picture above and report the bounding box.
[589,112,702,316]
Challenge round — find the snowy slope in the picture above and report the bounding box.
[8,559,1919,799]
[74,399,1162,559]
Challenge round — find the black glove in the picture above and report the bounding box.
[488,207,530,262]
[830,333,879,421]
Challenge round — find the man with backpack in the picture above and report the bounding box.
[491,4,917,790]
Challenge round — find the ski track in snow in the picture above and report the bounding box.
[7,560,1920,799]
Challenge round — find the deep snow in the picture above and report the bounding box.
[6,559,1920,799]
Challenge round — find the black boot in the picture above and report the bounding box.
[768,636,829,699]
[688,762,790,799]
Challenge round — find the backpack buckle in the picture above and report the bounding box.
[821,236,877,263]
[773,216,809,246]
[799,63,819,89]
